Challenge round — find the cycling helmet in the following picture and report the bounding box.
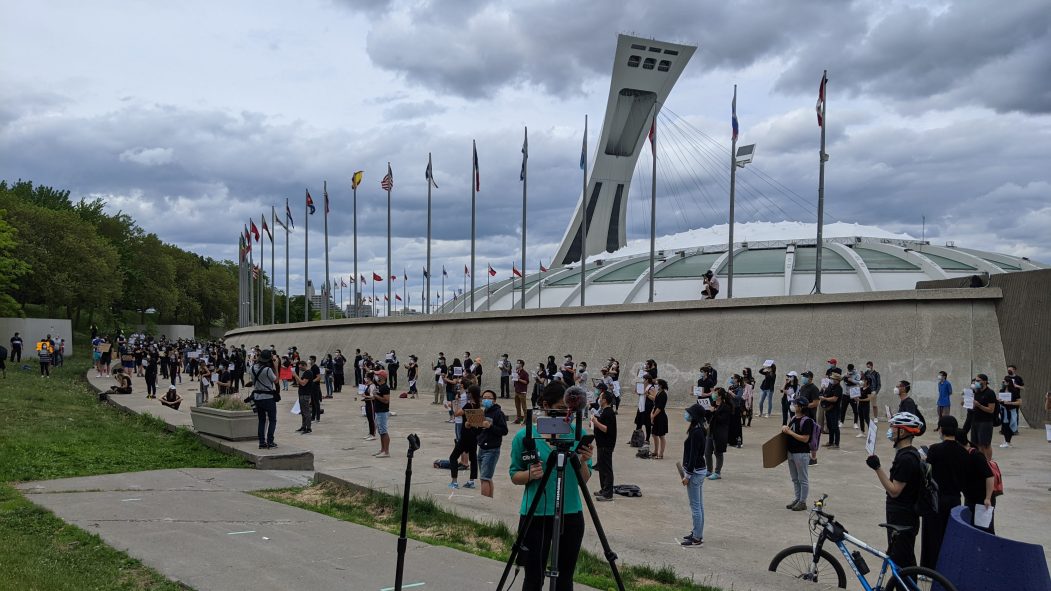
[888,412,924,434]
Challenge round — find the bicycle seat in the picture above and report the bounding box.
[879,523,914,537]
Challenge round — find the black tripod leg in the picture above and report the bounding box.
[569,454,626,591]
[496,453,558,591]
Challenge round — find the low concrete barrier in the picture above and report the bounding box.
[937,505,1050,591]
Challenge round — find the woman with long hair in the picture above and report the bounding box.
[704,387,733,480]
[636,375,656,447]
[680,402,709,547]
[532,362,547,408]
[650,378,670,459]
[781,372,800,426]
[448,385,482,489]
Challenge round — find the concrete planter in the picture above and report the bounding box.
[190,406,257,441]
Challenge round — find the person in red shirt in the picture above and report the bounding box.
[512,359,529,424]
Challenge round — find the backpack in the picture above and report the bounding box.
[905,448,939,517]
[988,459,1004,497]
[613,484,642,497]
[802,417,821,453]
[629,428,646,448]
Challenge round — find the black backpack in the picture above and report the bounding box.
[905,448,939,517]
[613,484,642,497]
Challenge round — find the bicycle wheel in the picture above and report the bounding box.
[768,544,848,589]
[886,566,958,591]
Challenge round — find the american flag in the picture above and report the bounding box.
[381,163,394,191]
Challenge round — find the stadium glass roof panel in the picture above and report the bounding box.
[656,252,721,278]
[852,247,920,271]
[717,249,786,275]
[550,265,604,286]
[918,252,976,271]
[793,247,854,272]
[951,247,1022,270]
[594,259,652,282]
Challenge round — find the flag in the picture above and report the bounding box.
[390,275,397,281]
[373,272,383,282]
[250,220,260,242]
[323,186,330,215]
[648,117,656,156]
[384,295,389,302]
[423,267,429,278]
[274,215,287,231]
[464,265,470,277]
[539,261,548,273]
[381,163,393,191]
[816,71,827,127]
[520,128,528,181]
[262,216,272,241]
[472,141,480,191]
[488,264,497,277]
[425,159,437,188]
[238,234,246,260]
[442,266,448,277]
[252,265,260,279]
[395,294,402,302]
[243,226,252,252]
[579,117,587,170]
[731,86,739,141]
[340,278,347,288]
[286,199,294,229]
[351,170,363,190]
[359,275,366,284]
[513,263,522,278]
[306,190,316,215]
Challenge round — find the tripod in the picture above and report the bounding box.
[393,433,421,591]
[497,438,625,591]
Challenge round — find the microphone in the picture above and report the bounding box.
[563,385,588,414]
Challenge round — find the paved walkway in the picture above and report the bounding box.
[18,468,599,591]
[85,371,1051,590]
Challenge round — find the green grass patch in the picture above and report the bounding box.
[0,358,248,590]
[257,482,720,591]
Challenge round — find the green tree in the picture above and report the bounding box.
[0,213,29,316]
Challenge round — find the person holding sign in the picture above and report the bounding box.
[969,374,998,460]
[448,385,481,489]
[855,376,874,438]
[781,395,814,511]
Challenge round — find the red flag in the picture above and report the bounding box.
[306,190,316,215]
[250,221,260,242]
[373,272,383,282]
[261,217,271,241]
[539,261,548,273]
[816,71,827,127]
[488,264,497,277]
[395,294,402,302]
[513,264,522,278]
[384,295,389,302]
[464,265,470,277]
[648,117,656,156]
[390,275,397,281]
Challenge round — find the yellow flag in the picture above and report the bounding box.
[351,170,363,190]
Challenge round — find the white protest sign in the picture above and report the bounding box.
[962,389,974,410]
[693,386,704,398]
[865,420,878,455]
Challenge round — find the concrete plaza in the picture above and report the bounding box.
[82,370,1051,590]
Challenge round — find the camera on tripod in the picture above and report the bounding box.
[530,408,583,439]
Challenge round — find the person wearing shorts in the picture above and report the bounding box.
[969,373,998,459]
[476,389,509,498]
[372,370,392,458]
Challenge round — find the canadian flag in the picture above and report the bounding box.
[464,265,470,277]
[540,261,549,273]
[513,264,522,278]
[373,272,383,282]
[384,295,389,302]
[488,264,497,277]
[395,294,403,301]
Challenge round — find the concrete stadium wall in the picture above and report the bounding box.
[0,318,74,358]
[225,289,1008,421]
[133,324,196,341]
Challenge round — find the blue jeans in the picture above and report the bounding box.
[375,411,390,435]
[686,470,708,540]
[478,447,500,481]
[255,398,277,446]
[759,389,774,415]
[787,452,810,503]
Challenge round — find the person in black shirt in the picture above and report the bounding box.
[920,416,969,569]
[448,385,481,489]
[332,350,346,393]
[865,412,925,569]
[704,388,733,479]
[758,362,777,418]
[960,438,995,533]
[782,396,814,511]
[650,379,670,459]
[680,402,708,546]
[294,361,314,434]
[820,372,843,448]
[969,373,998,459]
[896,380,920,418]
[591,389,618,501]
[476,389,508,498]
[999,365,1024,448]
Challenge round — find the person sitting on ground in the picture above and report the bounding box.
[702,270,720,299]
[109,367,133,394]
[160,385,182,410]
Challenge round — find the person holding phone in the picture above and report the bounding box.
[680,402,708,547]
[509,382,593,591]
[591,389,618,501]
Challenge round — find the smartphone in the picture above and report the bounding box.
[578,434,595,448]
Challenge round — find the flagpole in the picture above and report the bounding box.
[580,114,587,307]
[441,272,445,313]
[648,109,658,303]
[486,268,490,312]
[470,140,477,313]
[521,127,528,310]
[372,277,376,318]
[463,270,467,314]
[248,234,255,325]
[304,190,310,322]
[727,84,737,300]
[538,262,543,309]
[426,153,433,314]
[238,235,244,327]
[323,180,330,321]
[352,179,359,318]
[284,199,290,324]
[270,207,276,324]
[816,70,828,295]
[402,273,407,314]
[386,162,392,317]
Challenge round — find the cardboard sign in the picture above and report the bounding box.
[762,432,789,468]
[98,343,111,353]
[636,382,644,395]
[865,419,878,455]
[464,408,486,428]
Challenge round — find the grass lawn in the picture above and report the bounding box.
[257,482,721,591]
[0,356,247,590]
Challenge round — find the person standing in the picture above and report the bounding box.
[636,376,656,447]
[865,412,926,569]
[758,361,777,418]
[448,385,481,489]
[308,355,323,422]
[780,371,799,426]
[799,371,821,465]
[249,350,279,449]
[36,337,53,377]
[650,379,669,459]
[386,350,399,389]
[680,402,708,546]
[353,348,363,387]
[294,360,314,434]
[405,355,418,399]
[921,416,969,569]
[936,371,953,423]
[865,361,883,421]
[969,374,998,460]
[513,359,529,423]
[372,369,392,457]
[532,362,548,409]
[820,372,843,448]
[782,395,814,511]
[704,388,732,480]
[841,363,862,429]
[477,389,508,498]
[855,376,874,438]
[321,354,335,399]
[591,390,617,501]
[332,349,346,393]
[960,437,996,533]
[498,353,512,399]
[10,332,22,362]
[432,352,447,404]
[1000,365,1024,448]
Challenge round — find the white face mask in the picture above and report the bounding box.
[893,387,901,396]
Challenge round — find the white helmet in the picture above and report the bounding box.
[888,412,924,434]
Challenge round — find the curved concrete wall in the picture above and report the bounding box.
[226,289,1008,418]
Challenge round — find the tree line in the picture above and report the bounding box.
[0,179,238,332]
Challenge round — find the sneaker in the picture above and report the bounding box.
[999,442,1012,448]
[707,473,721,481]
[680,536,703,547]
[463,481,476,489]
[268,443,278,448]
[853,423,859,429]
[791,501,807,511]
[856,433,865,438]
[259,444,269,449]
[786,502,797,509]
[375,452,389,458]
[365,435,376,441]
[595,495,613,502]
[296,427,305,433]
[448,482,459,489]
[809,458,818,466]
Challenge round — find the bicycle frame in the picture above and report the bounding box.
[812,519,910,591]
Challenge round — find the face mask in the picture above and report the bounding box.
[710,394,718,403]
[801,377,810,385]
[937,376,944,382]
[886,428,895,441]
[684,411,692,422]
[482,399,493,409]
[893,387,900,396]
[972,381,981,390]
[827,363,833,370]
[789,404,799,414]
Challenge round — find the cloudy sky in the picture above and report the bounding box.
[2,0,1049,308]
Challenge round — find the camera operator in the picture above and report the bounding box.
[509,382,593,591]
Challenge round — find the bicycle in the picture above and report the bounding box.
[768,494,957,591]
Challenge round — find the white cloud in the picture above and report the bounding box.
[118,147,174,166]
